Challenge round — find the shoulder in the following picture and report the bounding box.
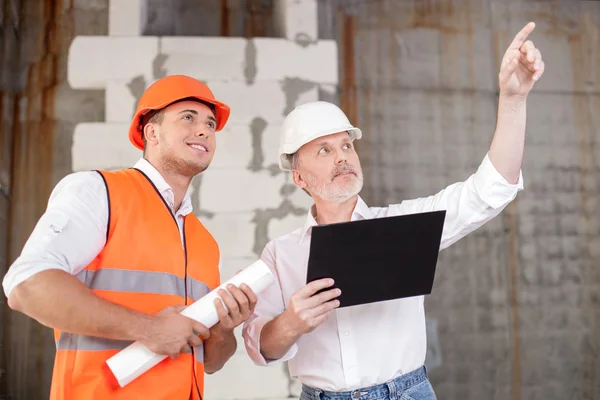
[49,171,107,201]
[260,226,303,260]
[270,226,304,247]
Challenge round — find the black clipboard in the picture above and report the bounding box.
[306,210,446,308]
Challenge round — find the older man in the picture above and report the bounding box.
[242,23,544,400]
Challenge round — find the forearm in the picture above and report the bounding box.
[203,325,237,374]
[8,269,151,341]
[259,313,301,361]
[488,95,527,184]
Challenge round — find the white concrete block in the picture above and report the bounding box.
[208,81,288,124]
[320,84,337,96]
[200,212,256,259]
[211,123,254,169]
[105,81,138,122]
[208,82,318,128]
[109,0,147,36]
[261,122,283,168]
[68,36,158,89]
[203,352,290,399]
[219,257,257,282]
[233,325,246,354]
[72,123,141,171]
[268,212,307,241]
[295,86,319,111]
[200,169,286,213]
[290,376,302,398]
[160,37,247,82]
[274,0,318,42]
[253,38,338,83]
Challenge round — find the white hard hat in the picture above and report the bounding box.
[278,101,362,171]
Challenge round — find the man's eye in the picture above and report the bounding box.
[183,114,193,121]
[319,148,329,154]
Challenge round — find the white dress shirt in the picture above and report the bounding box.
[242,154,524,392]
[2,159,198,298]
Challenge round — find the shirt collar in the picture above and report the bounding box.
[299,196,373,243]
[133,158,194,216]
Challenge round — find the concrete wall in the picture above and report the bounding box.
[3,0,600,399]
[322,1,600,399]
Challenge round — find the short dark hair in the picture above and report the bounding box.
[141,109,164,149]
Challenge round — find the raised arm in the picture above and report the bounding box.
[489,22,545,183]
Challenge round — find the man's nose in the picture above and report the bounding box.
[194,127,209,138]
[335,149,347,164]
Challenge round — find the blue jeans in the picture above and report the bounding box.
[300,366,436,400]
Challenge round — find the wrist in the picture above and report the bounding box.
[278,309,304,340]
[129,313,155,342]
[210,323,234,342]
[498,92,527,108]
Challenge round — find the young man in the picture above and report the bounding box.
[3,75,256,399]
[243,23,545,399]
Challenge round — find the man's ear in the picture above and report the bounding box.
[292,169,307,190]
[144,123,159,146]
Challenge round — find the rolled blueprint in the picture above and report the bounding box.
[105,259,274,387]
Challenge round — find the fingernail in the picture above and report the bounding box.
[330,279,335,285]
[336,289,342,295]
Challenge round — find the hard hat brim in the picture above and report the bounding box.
[128,95,231,151]
[278,127,362,171]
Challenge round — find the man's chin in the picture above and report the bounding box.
[320,184,362,203]
[179,159,211,177]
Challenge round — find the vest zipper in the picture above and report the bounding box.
[184,216,203,400]
[183,217,188,305]
[132,170,201,398]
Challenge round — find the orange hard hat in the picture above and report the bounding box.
[128,75,231,150]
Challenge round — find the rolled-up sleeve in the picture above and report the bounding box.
[242,242,298,366]
[388,153,523,250]
[2,171,108,298]
[472,153,524,208]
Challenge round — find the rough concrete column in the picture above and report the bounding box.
[109,0,148,36]
[274,0,318,44]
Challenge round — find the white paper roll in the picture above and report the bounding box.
[105,259,274,387]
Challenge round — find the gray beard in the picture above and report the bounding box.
[306,173,363,203]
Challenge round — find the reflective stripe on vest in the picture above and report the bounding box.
[55,333,205,362]
[61,268,211,362]
[75,268,211,300]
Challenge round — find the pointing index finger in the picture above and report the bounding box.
[508,22,535,50]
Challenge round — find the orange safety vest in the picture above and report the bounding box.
[49,168,220,400]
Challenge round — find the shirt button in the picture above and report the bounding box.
[344,330,349,336]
